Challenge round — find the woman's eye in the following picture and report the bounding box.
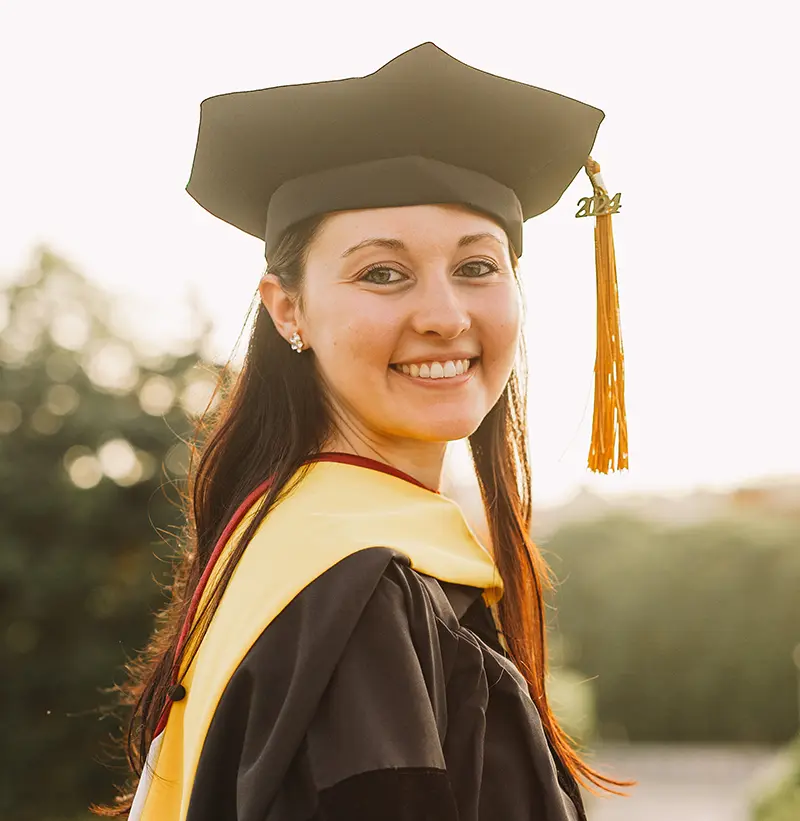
[360,266,405,285]
[460,260,498,278]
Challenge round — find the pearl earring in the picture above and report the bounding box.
[289,331,304,353]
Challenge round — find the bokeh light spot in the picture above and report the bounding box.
[139,374,176,415]
[165,441,191,476]
[46,383,80,416]
[0,400,23,434]
[29,406,62,435]
[49,308,90,351]
[82,339,139,393]
[97,438,141,485]
[67,454,103,489]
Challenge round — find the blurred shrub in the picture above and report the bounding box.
[752,733,800,821]
[0,247,222,820]
[548,667,597,746]
[545,513,800,743]
[547,633,597,745]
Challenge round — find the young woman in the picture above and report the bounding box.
[96,42,630,820]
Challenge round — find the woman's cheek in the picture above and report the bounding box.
[481,296,521,353]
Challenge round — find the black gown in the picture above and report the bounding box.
[183,546,586,821]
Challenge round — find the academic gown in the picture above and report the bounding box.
[130,454,586,821]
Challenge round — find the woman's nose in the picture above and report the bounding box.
[408,278,472,338]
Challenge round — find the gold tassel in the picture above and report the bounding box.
[577,157,628,473]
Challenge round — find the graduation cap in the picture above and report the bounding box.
[185,42,627,474]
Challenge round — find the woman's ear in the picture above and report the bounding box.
[259,273,299,342]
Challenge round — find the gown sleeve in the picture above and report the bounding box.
[185,547,460,821]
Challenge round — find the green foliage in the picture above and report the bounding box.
[752,734,800,821]
[545,512,800,744]
[0,247,217,820]
[547,666,597,746]
[546,632,597,745]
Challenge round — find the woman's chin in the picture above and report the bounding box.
[389,414,482,443]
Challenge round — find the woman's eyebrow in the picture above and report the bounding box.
[340,232,505,258]
[457,232,505,249]
[341,237,405,258]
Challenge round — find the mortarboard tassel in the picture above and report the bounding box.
[577,157,628,473]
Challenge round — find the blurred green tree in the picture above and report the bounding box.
[752,732,800,821]
[545,512,800,744]
[0,246,221,820]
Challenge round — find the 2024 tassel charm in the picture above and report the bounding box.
[576,157,628,474]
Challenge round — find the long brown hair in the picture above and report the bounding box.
[93,212,631,816]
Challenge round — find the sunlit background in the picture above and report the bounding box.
[1,3,798,820]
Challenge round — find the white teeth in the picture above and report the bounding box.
[394,358,475,379]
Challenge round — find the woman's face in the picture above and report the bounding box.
[279,203,522,447]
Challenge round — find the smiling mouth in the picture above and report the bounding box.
[389,357,480,380]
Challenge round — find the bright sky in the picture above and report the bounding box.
[1,1,797,507]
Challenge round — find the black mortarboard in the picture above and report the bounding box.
[185,42,628,473]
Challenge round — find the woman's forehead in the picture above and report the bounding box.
[313,204,510,254]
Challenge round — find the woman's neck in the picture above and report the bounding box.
[318,437,448,493]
